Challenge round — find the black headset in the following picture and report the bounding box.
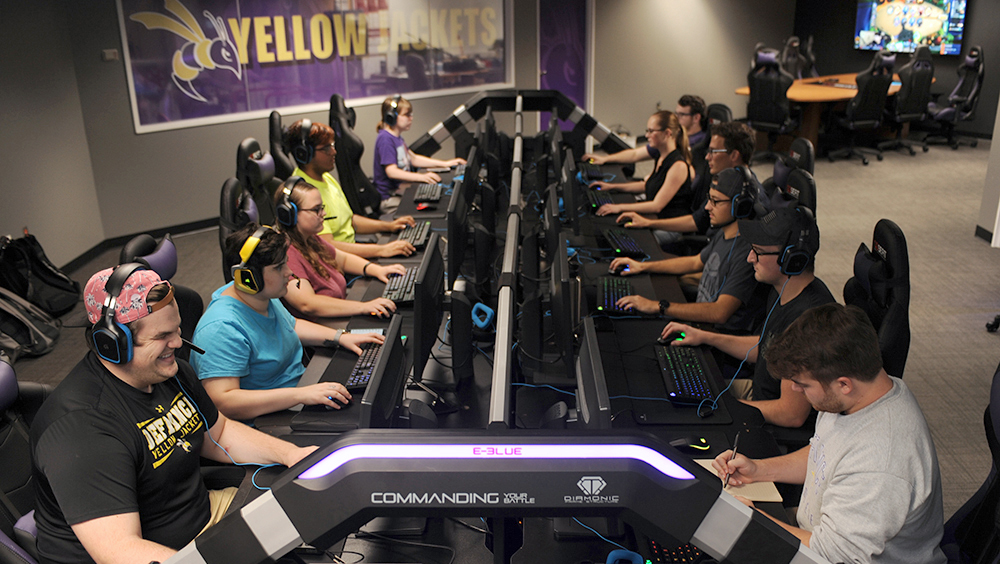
[778,206,816,276]
[231,225,274,294]
[291,119,314,165]
[383,94,402,127]
[730,166,759,219]
[275,176,303,228]
[87,263,150,364]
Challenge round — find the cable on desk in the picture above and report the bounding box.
[571,517,628,551]
[513,341,563,364]
[329,549,365,564]
[513,382,576,397]
[448,517,490,535]
[352,530,455,564]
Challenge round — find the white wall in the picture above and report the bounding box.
[0,1,104,266]
[591,0,796,135]
[979,94,1000,245]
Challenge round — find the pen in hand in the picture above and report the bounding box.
[723,431,741,489]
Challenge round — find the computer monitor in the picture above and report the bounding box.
[412,232,445,384]
[358,315,407,429]
[549,237,576,380]
[448,147,475,291]
[560,146,581,237]
[488,285,517,430]
[854,0,966,55]
[548,114,564,182]
[544,182,562,258]
[575,317,612,430]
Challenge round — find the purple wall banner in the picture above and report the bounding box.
[538,0,587,128]
[117,0,509,133]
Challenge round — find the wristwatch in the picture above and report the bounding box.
[658,300,671,316]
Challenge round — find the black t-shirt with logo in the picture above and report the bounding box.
[31,353,219,564]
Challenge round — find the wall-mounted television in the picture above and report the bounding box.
[854,0,967,55]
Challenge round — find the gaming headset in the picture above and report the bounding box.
[231,225,274,294]
[87,263,153,364]
[778,206,815,276]
[383,94,403,127]
[291,119,314,165]
[275,176,303,228]
[730,166,759,219]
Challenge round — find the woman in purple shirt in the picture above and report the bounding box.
[372,95,466,200]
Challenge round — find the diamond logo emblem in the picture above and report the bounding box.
[577,476,607,495]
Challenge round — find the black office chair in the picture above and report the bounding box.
[746,48,798,165]
[827,50,895,165]
[843,219,910,377]
[404,54,431,92]
[925,45,985,150]
[802,35,819,78]
[329,94,382,219]
[219,177,258,282]
[761,137,814,206]
[772,168,817,215]
[941,358,1000,564]
[268,111,296,180]
[236,137,278,227]
[705,103,732,129]
[879,46,934,156]
[0,352,50,564]
[329,94,357,132]
[780,36,809,79]
[119,234,203,361]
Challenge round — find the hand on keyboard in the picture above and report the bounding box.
[609,257,642,275]
[616,211,650,228]
[615,295,658,315]
[416,171,441,184]
[388,215,416,231]
[596,203,623,216]
[299,382,352,409]
[661,321,700,345]
[339,331,386,356]
[379,240,416,258]
[589,180,615,191]
[370,263,407,283]
[360,297,396,318]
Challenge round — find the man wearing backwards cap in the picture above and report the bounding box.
[608,168,768,333]
[31,265,317,564]
[664,206,835,429]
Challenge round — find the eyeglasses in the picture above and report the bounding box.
[675,111,693,117]
[708,148,730,155]
[645,127,665,135]
[316,143,335,155]
[707,196,732,207]
[302,204,325,216]
[750,246,782,260]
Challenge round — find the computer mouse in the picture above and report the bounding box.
[370,311,391,319]
[669,436,709,454]
[416,203,435,211]
[657,332,685,345]
[610,263,629,275]
[325,396,352,410]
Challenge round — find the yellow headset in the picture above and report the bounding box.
[231,225,273,294]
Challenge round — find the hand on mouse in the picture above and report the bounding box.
[359,297,396,318]
[340,332,386,356]
[661,322,700,345]
[581,153,607,165]
[589,180,615,191]
[616,211,650,229]
[615,295,658,314]
[609,257,641,275]
[300,382,352,410]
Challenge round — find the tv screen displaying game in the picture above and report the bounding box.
[854,0,966,55]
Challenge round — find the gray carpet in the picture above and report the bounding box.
[11,141,999,518]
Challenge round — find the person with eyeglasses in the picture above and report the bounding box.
[582,94,706,165]
[589,111,695,244]
[275,178,406,322]
[608,168,768,333]
[615,121,762,240]
[284,119,417,259]
[662,206,835,429]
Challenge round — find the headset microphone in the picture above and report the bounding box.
[324,216,337,221]
[291,274,302,289]
[180,337,205,355]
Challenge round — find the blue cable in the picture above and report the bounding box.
[476,346,493,364]
[512,382,576,397]
[572,517,628,551]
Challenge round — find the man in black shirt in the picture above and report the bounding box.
[31,266,317,564]
[663,206,835,428]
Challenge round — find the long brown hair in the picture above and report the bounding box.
[273,180,339,279]
[651,110,692,165]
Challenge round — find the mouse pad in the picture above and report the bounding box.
[289,401,360,432]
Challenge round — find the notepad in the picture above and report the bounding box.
[695,459,783,503]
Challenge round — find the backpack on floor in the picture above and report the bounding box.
[0,231,80,317]
[0,286,61,362]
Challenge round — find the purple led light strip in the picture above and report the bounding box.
[298,443,695,480]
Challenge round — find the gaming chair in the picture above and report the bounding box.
[879,45,934,155]
[925,45,985,150]
[268,111,296,180]
[329,94,382,218]
[827,50,895,165]
[747,47,798,164]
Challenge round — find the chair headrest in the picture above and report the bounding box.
[119,233,177,280]
[772,156,793,189]
[0,353,17,412]
[873,50,895,74]
[853,242,890,306]
[236,138,275,190]
[964,46,983,69]
[755,48,780,67]
[788,137,815,174]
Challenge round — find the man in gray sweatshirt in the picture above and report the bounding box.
[713,303,946,564]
